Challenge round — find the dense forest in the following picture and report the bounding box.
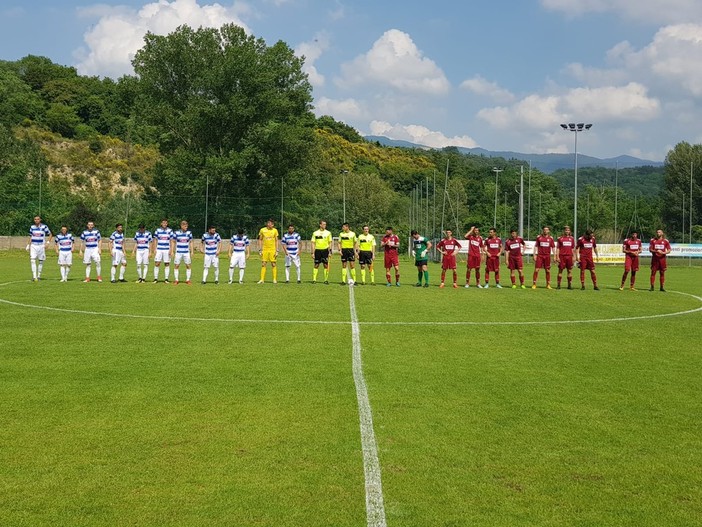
[0,23,700,243]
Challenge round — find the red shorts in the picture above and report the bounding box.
[624,256,639,272]
[535,255,551,269]
[384,252,399,268]
[467,254,481,269]
[580,258,595,271]
[559,255,573,271]
[507,255,523,270]
[651,256,667,272]
[442,255,456,270]
[485,256,500,273]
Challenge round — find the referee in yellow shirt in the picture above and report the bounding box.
[337,223,358,285]
[311,220,332,284]
[258,219,279,283]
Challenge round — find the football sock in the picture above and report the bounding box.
[660,272,665,288]
[120,265,126,280]
[361,269,366,282]
[85,265,91,278]
[202,268,209,282]
[511,275,516,285]
[239,269,244,282]
[423,270,429,284]
[324,268,329,281]
[260,267,266,282]
[621,271,628,287]
[229,267,234,282]
[296,265,301,281]
[31,260,37,279]
[37,261,43,277]
[545,270,550,284]
[111,267,116,281]
[370,269,375,283]
[567,276,572,286]
[174,269,179,281]
[476,270,481,283]
[532,271,538,284]
[650,272,656,286]
[441,270,446,283]
[186,268,191,281]
[214,268,219,281]
[557,274,562,287]
[386,270,391,283]
[342,268,348,282]
[520,274,524,285]
[631,271,636,287]
[285,267,290,281]
[154,266,160,280]
[580,270,585,284]
[591,271,597,286]
[495,272,500,284]
[418,269,423,282]
[350,268,356,282]
[163,265,169,280]
[452,270,457,283]
[313,268,319,281]
[143,264,148,279]
[272,267,277,282]
[395,271,400,283]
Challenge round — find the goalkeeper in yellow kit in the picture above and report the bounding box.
[257,219,279,284]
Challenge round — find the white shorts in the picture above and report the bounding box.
[229,252,247,268]
[111,249,127,266]
[136,250,149,265]
[83,247,101,264]
[58,251,73,266]
[154,249,170,263]
[30,244,46,261]
[285,254,301,268]
[204,254,219,268]
[174,253,191,266]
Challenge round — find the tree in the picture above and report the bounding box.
[662,142,702,241]
[131,23,316,216]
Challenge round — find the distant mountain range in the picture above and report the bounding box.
[364,136,664,174]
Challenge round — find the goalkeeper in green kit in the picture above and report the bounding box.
[411,230,432,287]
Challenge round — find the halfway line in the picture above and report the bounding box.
[349,285,387,527]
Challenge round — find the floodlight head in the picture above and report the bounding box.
[577,123,585,130]
[568,123,576,130]
[585,123,593,130]
[560,124,568,130]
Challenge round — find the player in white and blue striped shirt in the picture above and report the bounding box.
[281,225,302,283]
[152,218,174,283]
[173,220,193,285]
[28,215,52,281]
[132,224,152,283]
[109,223,128,283]
[54,226,74,282]
[79,221,102,282]
[201,226,222,284]
[228,229,250,284]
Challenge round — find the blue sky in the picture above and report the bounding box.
[2,0,702,161]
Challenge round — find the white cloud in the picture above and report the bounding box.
[314,97,365,120]
[295,32,329,88]
[460,75,515,104]
[74,0,250,78]
[541,0,702,24]
[328,0,345,21]
[369,120,477,149]
[478,83,660,131]
[338,29,450,95]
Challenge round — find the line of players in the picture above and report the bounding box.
[27,215,673,290]
[428,224,671,291]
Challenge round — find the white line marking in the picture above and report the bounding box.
[348,285,387,527]
[0,282,700,327]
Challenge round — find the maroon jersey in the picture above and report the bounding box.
[557,235,575,257]
[465,235,483,257]
[382,234,400,253]
[437,238,461,255]
[536,235,555,257]
[650,238,671,257]
[484,236,502,257]
[623,238,642,256]
[577,236,596,260]
[505,237,525,257]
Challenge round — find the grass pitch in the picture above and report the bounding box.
[1,251,700,526]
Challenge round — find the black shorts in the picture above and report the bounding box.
[415,259,428,267]
[341,248,356,263]
[314,249,330,265]
[359,251,374,265]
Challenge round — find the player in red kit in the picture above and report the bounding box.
[504,229,526,288]
[381,226,401,287]
[437,230,461,288]
[463,226,483,288]
[532,226,555,289]
[482,228,503,288]
[556,225,576,289]
[649,229,671,292]
[576,229,599,290]
[620,231,642,290]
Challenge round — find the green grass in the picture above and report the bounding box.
[1,251,701,526]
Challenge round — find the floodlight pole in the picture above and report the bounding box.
[519,165,524,238]
[561,122,592,237]
[492,167,503,228]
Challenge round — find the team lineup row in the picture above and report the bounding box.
[26,216,673,291]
